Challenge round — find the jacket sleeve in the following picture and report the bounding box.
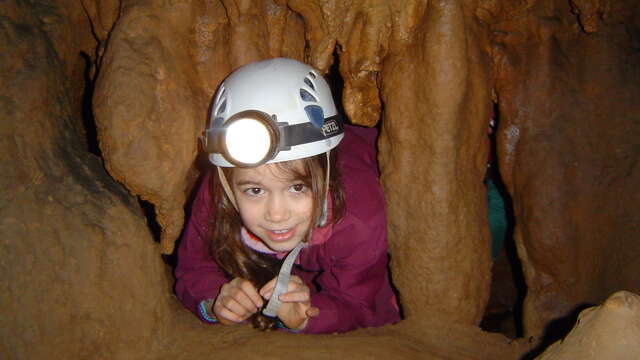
[174,172,229,323]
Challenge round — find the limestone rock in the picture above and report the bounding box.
[378,0,494,324]
[0,4,174,357]
[3,0,640,358]
[492,0,640,337]
[535,291,640,360]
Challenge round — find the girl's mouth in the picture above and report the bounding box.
[266,227,295,242]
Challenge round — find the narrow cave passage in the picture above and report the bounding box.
[80,51,101,157]
[480,103,526,339]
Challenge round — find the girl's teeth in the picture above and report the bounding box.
[273,229,289,234]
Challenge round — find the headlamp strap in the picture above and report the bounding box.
[278,114,344,150]
[204,115,343,155]
[317,151,330,227]
[202,117,224,153]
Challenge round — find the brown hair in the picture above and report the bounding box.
[208,151,344,330]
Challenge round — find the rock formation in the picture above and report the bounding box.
[535,291,640,360]
[493,0,640,337]
[1,0,639,358]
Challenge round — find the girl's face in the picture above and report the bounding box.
[231,162,313,252]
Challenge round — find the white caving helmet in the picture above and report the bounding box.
[202,58,344,167]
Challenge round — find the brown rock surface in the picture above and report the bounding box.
[0,9,527,355]
[0,3,174,357]
[2,0,640,358]
[378,0,494,325]
[492,0,640,337]
[93,0,206,254]
[3,0,520,358]
[534,291,640,359]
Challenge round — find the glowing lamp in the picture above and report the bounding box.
[202,109,343,168]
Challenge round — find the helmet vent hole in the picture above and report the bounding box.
[304,77,315,90]
[300,88,317,102]
[308,71,317,79]
[216,99,227,115]
[215,85,226,103]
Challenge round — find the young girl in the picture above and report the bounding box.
[175,58,400,333]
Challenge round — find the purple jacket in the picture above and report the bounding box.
[174,125,400,334]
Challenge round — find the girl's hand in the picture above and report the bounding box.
[260,275,320,331]
[213,278,264,325]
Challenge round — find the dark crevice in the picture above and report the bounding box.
[80,51,101,156]
[521,302,594,360]
[138,198,162,244]
[325,46,348,124]
[480,101,526,339]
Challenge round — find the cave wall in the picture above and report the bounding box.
[0,2,175,357]
[1,0,639,358]
[378,1,495,324]
[492,0,640,336]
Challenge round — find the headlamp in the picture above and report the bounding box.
[203,109,343,167]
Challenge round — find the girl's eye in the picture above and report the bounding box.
[244,187,264,196]
[290,183,306,193]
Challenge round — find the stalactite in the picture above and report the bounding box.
[2,0,640,358]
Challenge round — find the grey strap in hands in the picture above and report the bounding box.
[262,242,306,317]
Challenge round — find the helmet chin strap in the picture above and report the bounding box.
[317,151,330,227]
[262,240,306,318]
[217,167,239,211]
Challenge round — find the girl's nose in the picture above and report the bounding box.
[265,194,290,223]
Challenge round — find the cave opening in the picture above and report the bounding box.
[479,102,526,339]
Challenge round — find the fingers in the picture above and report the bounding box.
[288,275,303,287]
[278,277,310,303]
[261,275,307,302]
[306,306,320,318]
[278,288,310,302]
[234,288,260,313]
[214,278,264,324]
[259,277,277,299]
[232,278,264,309]
[213,301,246,323]
[272,276,316,331]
